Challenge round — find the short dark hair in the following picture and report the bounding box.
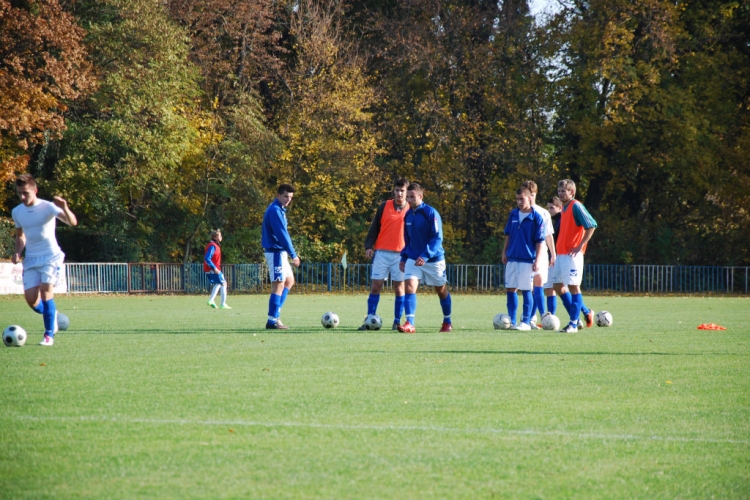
[407,182,424,194]
[277,183,295,195]
[516,186,531,197]
[547,195,562,208]
[15,173,37,189]
[394,177,409,189]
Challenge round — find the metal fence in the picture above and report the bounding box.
[62,263,750,295]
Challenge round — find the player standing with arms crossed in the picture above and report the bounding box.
[398,183,453,333]
[358,178,409,330]
[551,179,597,333]
[262,184,301,329]
[204,229,231,309]
[11,174,77,346]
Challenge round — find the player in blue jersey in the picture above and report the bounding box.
[204,229,231,309]
[502,186,546,330]
[521,180,556,328]
[11,174,77,346]
[262,184,301,329]
[397,183,452,333]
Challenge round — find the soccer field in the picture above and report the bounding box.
[1,294,748,499]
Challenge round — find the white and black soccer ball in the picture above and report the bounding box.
[493,313,512,330]
[3,325,27,347]
[541,314,561,331]
[595,310,614,327]
[321,312,340,329]
[364,314,383,330]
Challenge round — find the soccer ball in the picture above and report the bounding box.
[493,313,512,330]
[57,313,69,331]
[595,310,613,327]
[541,314,561,331]
[363,314,383,330]
[3,325,27,347]
[321,312,340,329]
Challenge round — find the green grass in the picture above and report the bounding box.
[1,293,748,499]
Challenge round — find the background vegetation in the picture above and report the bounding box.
[1,0,748,265]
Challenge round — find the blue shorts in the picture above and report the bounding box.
[206,272,225,285]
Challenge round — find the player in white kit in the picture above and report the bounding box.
[11,174,77,346]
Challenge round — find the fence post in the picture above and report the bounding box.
[327,262,332,292]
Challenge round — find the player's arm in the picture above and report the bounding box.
[12,228,25,264]
[364,202,385,258]
[501,233,510,265]
[271,209,298,259]
[420,211,442,261]
[204,245,218,272]
[571,203,597,255]
[546,233,556,267]
[53,196,77,226]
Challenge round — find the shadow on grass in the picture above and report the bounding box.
[361,349,732,356]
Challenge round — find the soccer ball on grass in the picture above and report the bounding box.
[541,314,561,331]
[3,325,27,347]
[57,313,69,331]
[363,314,383,330]
[321,312,340,329]
[493,313,512,330]
[595,310,614,327]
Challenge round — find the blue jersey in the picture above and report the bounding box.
[400,202,445,263]
[261,199,297,258]
[504,208,545,263]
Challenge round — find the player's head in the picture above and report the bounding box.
[516,186,533,210]
[547,196,563,215]
[521,180,538,195]
[15,173,38,206]
[276,183,295,207]
[393,177,409,204]
[211,229,222,242]
[557,179,576,202]
[406,182,424,208]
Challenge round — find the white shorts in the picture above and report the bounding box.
[404,259,447,287]
[504,261,534,291]
[371,250,404,281]
[551,253,584,286]
[265,251,293,282]
[23,253,65,290]
[533,251,549,284]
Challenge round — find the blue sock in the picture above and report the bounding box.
[404,293,417,325]
[580,300,590,315]
[439,294,452,323]
[521,290,533,324]
[533,286,545,319]
[32,302,44,314]
[280,287,290,309]
[394,295,405,324]
[506,291,518,325]
[42,298,56,336]
[571,294,583,324]
[267,294,282,322]
[547,295,557,315]
[367,293,380,316]
[559,291,574,320]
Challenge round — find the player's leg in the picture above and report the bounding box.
[421,260,451,332]
[39,284,57,344]
[358,278,385,330]
[265,252,290,329]
[531,272,546,328]
[398,259,420,333]
[207,273,221,307]
[393,280,405,329]
[504,262,520,325]
[510,262,534,330]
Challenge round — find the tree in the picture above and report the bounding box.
[0,0,94,200]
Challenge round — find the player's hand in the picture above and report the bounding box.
[11,253,21,264]
[532,261,539,272]
[415,257,425,266]
[218,272,225,282]
[502,254,508,265]
[399,261,405,272]
[549,255,556,267]
[365,249,374,260]
[52,196,69,209]
[292,256,301,267]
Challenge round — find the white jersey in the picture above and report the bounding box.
[12,199,64,262]
[532,203,554,259]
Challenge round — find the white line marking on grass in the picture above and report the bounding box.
[14,415,749,445]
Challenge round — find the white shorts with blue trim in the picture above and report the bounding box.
[551,253,584,287]
[404,259,447,287]
[371,250,404,281]
[265,251,293,283]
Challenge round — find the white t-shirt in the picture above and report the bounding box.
[12,199,64,260]
[532,204,554,258]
